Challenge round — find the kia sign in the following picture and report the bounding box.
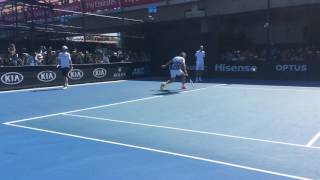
[68,69,84,80]
[93,68,107,78]
[37,71,57,82]
[1,72,24,85]
[0,62,148,91]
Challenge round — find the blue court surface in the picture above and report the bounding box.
[1,79,320,180]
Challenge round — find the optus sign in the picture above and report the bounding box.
[275,64,307,72]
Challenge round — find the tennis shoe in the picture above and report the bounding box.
[160,83,165,90]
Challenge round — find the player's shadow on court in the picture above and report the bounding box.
[32,87,65,92]
[152,90,181,96]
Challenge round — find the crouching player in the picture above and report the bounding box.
[160,52,188,90]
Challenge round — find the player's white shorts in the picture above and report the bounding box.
[170,69,184,78]
[196,61,205,71]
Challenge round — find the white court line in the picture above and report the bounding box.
[0,80,127,94]
[307,131,320,147]
[2,123,312,180]
[2,86,213,125]
[3,96,162,124]
[63,113,320,150]
[213,85,320,92]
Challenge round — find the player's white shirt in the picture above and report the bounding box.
[58,52,71,68]
[195,50,205,63]
[169,56,185,78]
[170,56,185,70]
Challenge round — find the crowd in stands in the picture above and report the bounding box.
[0,44,150,67]
[3,43,320,66]
[220,46,320,62]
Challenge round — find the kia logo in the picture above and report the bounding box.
[93,68,107,78]
[68,69,84,80]
[1,72,24,85]
[37,71,56,82]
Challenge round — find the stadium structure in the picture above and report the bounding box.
[0,0,320,63]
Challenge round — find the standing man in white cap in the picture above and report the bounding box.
[57,45,72,89]
[195,45,205,82]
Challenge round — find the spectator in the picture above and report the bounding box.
[6,43,20,66]
[44,47,56,65]
[34,52,44,65]
[21,48,35,66]
[0,56,4,67]
[84,50,93,64]
[110,52,119,63]
[0,44,150,66]
[71,49,84,64]
[102,53,110,64]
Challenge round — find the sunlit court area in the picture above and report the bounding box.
[1,0,320,180]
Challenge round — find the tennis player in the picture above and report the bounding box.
[195,45,205,82]
[57,45,72,89]
[160,52,188,90]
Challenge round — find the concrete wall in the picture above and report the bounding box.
[117,0,320,21]
[67,0,320,45]
[70,0,320,30]
[201,0,320,16]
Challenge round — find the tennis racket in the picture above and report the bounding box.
[188,76,195,88]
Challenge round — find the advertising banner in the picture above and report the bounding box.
[0,62,150,91]
[185,61,320,80]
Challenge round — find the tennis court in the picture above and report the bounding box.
[1,79,320,180]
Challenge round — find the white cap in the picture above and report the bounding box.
[62,45,68,50]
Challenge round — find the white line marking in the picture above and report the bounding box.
[3,96,162,124]
[307,131,320,147]
[2,86,214,125]
[0,80,127,94]
[2,123,312,180]
[63,114,320,150]
[213,85,320,92]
